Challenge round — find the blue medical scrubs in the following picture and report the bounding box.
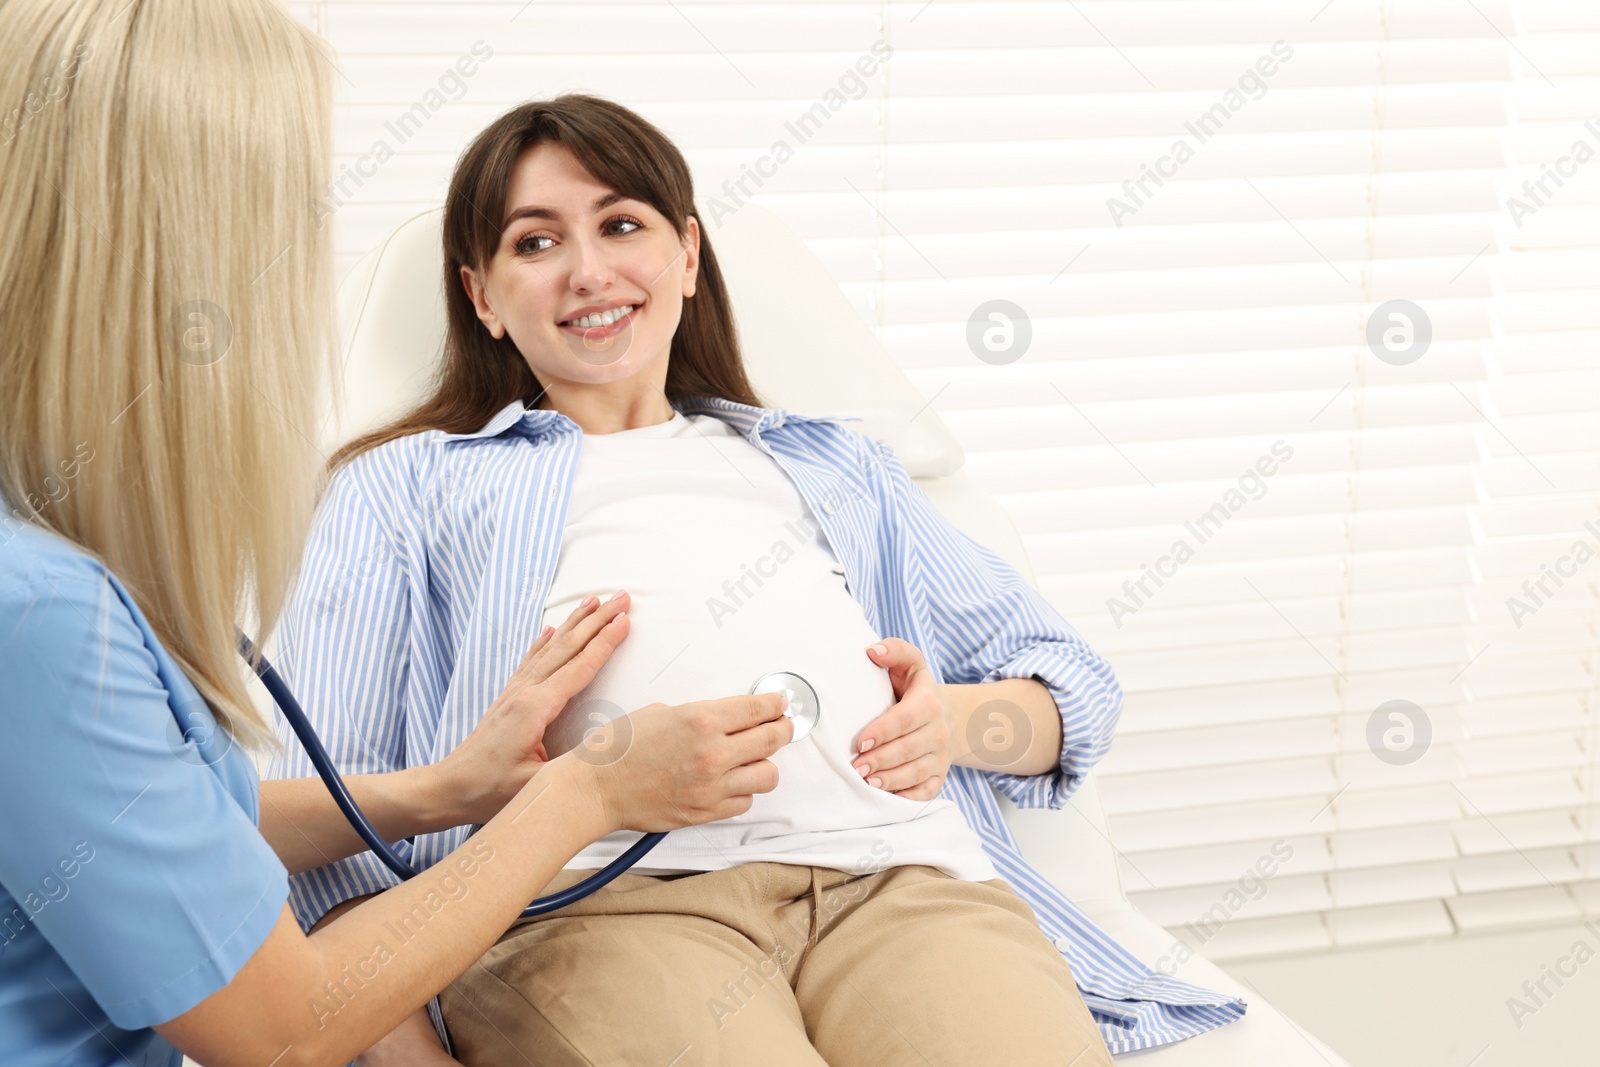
[0,499,289,1066]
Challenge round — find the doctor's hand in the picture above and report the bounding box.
[853,637,956,801]
[579,691,794,835]
[438,590,633,826]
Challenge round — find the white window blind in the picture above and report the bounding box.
[1453,0,1600,938]
[291,1,1600,962]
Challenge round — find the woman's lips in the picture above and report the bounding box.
[557,304,640,338]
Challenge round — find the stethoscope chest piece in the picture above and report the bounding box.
[749,671,820,743]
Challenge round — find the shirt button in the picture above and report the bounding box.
[1053,937,1072,952]
[821,501,835,516]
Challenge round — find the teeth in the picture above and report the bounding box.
[564,304,635,328]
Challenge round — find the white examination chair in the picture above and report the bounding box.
[262,200,1352,1067]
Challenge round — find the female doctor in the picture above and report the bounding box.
[0,2,792,1065]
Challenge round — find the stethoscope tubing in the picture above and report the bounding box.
[237,631,666,919]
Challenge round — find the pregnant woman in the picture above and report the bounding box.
[269,94,1243,1064]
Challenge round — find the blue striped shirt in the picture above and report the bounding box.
[266,393,1245,1053]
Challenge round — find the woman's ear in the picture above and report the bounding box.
[459,263,507,339]
[681,215,700,299]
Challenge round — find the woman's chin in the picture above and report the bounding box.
[537,338,668,382]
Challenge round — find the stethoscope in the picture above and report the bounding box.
[238,632,820,918]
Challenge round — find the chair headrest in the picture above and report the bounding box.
[330,201,965,478]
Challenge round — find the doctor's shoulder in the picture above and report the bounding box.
[0,509,121,609]
[0,516,154,710]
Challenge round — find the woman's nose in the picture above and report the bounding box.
[565,232,617,290]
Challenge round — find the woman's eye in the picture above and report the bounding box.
[514,233,553,256]
[512,217,636,255]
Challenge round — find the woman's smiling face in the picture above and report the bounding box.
[460,140,699,395]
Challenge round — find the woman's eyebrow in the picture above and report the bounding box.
[503,190,629,227]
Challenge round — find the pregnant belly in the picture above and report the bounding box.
[539,582,935,836]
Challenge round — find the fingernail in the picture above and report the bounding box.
[868,776,883,788]
[608,590,626,602]
[581,594,597,609]
[859,738,875,753]
[869,642,887,656]
[857,764,870,779]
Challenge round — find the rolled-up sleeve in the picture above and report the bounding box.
[870,436,1122,809]
[265,464,414,930]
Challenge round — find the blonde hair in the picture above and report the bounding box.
[0,0,340,749]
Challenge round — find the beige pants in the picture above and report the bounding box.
[440,860,1115,1066]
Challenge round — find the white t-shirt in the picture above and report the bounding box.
[539,409,998,882]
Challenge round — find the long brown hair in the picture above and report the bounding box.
[331,93,764,470]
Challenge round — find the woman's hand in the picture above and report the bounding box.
[580,691,794,834]
[260,595,629,871]
[852,637,956,801]
[436,590,633,826]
